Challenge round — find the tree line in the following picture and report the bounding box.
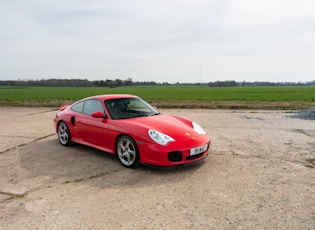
[208,80,315,87]
[0,78,314,87]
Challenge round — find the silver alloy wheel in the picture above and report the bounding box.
[117,136,139,168]
[58,122,70,146]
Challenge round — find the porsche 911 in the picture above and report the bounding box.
[54,94,211,168]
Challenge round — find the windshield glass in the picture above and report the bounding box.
[105,97,160,119]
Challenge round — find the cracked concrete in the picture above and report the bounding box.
[0,107,314,229]
[0,107,57,153]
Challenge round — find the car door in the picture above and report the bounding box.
[76,99,110,150]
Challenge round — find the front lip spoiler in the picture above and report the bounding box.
[140,152,209,169]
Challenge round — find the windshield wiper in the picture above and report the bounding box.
[149,112,160,116]
[132,112,160,118]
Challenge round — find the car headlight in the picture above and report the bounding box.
[193,122,206,135]
[148,129,175,146]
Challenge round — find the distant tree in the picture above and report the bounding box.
[208,80,237,87]
[125,78,133,86]
[114,79,123,87]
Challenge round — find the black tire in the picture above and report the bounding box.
[116,135,140,168]
[57,121,71,146]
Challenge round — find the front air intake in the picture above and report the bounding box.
[168,151,182,162]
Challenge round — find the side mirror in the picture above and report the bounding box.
[91,111,106,119]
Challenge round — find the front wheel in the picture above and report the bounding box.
[116,136,140,168]
[58,121,71,146]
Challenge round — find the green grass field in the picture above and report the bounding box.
[0,86,314,109]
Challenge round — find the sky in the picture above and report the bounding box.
[0,0,314,83]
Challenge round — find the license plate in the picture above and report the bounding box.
[190,144,208,156]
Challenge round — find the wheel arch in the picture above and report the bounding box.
[56,119,63,132]
[56,119,68,132]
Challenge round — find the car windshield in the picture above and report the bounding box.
[105,97,160,119]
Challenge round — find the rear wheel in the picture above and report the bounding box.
[58,121,71,146]
[116,136,139,168]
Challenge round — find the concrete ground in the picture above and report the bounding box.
[0,107,314,229]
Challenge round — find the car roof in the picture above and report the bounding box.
[84,94,138,101]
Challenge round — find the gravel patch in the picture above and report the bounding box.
[291,106,315,120]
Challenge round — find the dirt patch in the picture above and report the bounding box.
[2,100,314,110]
[137,100,314,110]
[0,107,314,229]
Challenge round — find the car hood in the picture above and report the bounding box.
[124,114,201,141]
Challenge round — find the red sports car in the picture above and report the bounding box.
[54,94,211,168]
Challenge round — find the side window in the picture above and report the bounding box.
[83,99,104,115]
[71,101,84,113]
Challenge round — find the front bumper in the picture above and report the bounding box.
[141,151,209,169]
[137,135,211,167]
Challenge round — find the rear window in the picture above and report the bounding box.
[71,101,84,113]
